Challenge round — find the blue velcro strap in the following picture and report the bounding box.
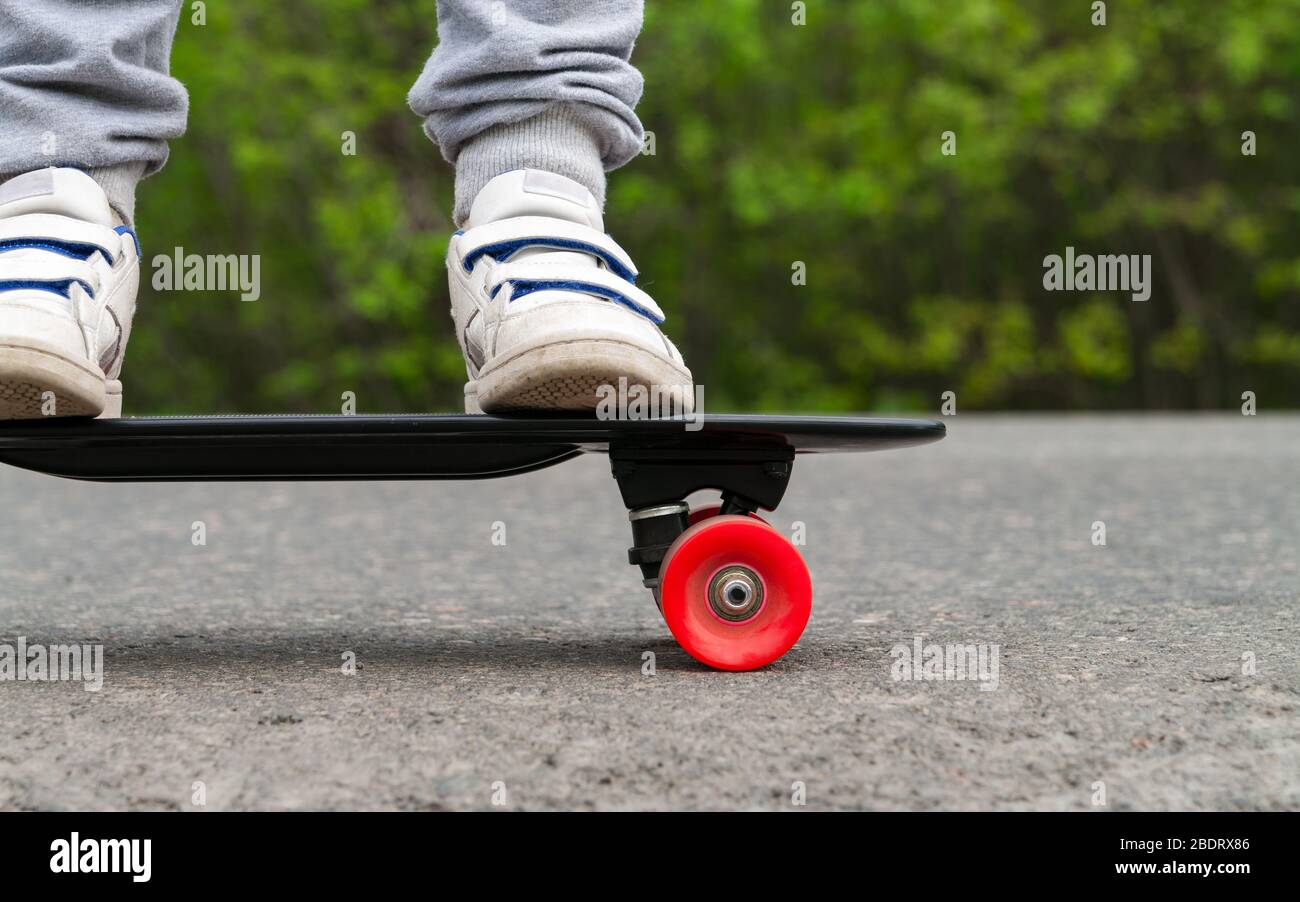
[0,237,115,265]
[115,225,142,259]
[0,278,95,299]
[492,279,664,325]
[463,238,636,283]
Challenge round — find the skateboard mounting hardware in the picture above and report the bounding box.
[719,491,762,516]
[608,445,794,510]
[626,502,690,590]
[612,442,795,596]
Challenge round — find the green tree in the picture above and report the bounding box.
[127,0,1300,414]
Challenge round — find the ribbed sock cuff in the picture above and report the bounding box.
[88,161,148,226]
[453,105,606,227]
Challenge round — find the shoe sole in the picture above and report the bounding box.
[469,338,693,414]
[0,344,107,419]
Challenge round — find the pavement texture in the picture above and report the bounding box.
[0,414,1295,811]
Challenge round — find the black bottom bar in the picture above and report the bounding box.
[1,811,1289,889]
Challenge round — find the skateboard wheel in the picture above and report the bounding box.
[687,503,772,528]
[658,515,811,671]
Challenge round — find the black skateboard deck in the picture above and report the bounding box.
[0,412,944,670]
[0,413,943,486]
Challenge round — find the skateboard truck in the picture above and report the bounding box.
[611,443,813,670]
[613,444,793,588]
[626,502,691,592]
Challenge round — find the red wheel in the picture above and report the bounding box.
[658,515,811,671]
[688,503,772,528]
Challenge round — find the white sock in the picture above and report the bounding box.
[453,105,606,227]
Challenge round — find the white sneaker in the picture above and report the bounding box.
[447,169,693,414]
[0,168,140,418]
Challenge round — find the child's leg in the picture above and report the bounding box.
[408,0,647,227]
[0,0,188,223]
[0,0,186,418]
[411,1,693,415]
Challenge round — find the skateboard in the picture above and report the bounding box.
[0,413,944,670]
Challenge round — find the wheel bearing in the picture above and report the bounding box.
[708,565,764,621]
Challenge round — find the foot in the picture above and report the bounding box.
[447,169,693,414]
[0,168,140,419]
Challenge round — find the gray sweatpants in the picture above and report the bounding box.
[0,0,645,225]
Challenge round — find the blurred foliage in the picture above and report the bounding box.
[133,0,1300,413]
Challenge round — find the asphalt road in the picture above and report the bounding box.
[0,414,1295,811]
